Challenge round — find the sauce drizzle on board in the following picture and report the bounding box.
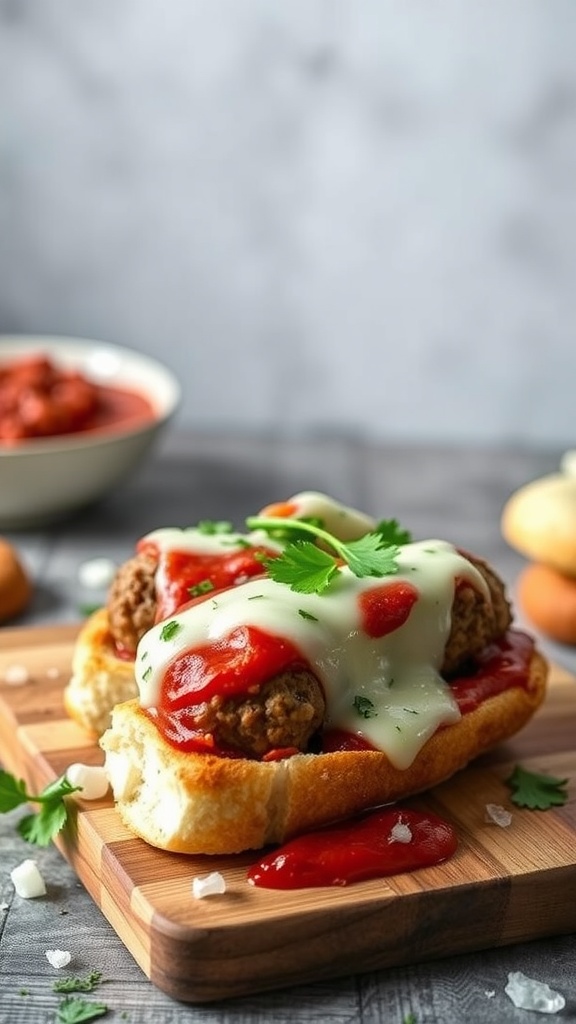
[247,807,458,889]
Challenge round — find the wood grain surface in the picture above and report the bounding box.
[1,623,575,1005]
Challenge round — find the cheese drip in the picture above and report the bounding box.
[136,540,489,771]
[139,491,375,559]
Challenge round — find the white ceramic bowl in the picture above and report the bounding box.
[0,336,181,528]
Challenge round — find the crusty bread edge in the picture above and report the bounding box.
[64,608,137,738]
[99,647,548,855]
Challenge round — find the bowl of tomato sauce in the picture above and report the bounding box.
[0,336,180,528]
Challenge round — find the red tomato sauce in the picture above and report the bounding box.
[0,353,155,444]
[149,625,534,757]
[247,807,458,889]
[358,580,419,638]
[149,625,308,755]
[140,543,278,623]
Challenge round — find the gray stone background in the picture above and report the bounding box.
[1,0,575,447]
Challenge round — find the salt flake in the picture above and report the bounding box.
[505,971,566,1014]
[2,664,30,686]
[78,557,117,590]
[10,860,46,898]
[45,950,72,969]
[389,821,412,844]
[485,803,513,828]
[192,872,226,899]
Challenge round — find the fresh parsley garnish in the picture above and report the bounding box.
[188,579,214,598]
[159,620,182,641]
[196,520,233,535]
[506,764,569,810]
[53,972,103,994]
[375,518,413,546]
[245,515,409,594]
[298,608,319,622]
[0,770,81,846]
[353,695,377,719]
[55,996,108,1022]
[258,541,340,594]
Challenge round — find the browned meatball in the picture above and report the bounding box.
[442,552,512,677]
[191,668,326,758]
[107,551,158,653]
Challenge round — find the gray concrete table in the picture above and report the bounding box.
[1,431,575,1023]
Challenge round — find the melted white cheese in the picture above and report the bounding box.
[141,526,283,556]
[267,491,377,541]
[136,540,489,770]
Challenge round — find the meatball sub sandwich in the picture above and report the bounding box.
[64,493,375,736]
[97,505,547,855]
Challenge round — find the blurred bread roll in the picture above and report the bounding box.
[516,563,576,645]
[0,538,32,622]
[501,473,576,578]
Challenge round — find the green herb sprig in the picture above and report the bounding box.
[245,516,410,595]
[55,995,108,1022]
[0,770,81,846]
[506,764,569,810]
[53,972,103,994]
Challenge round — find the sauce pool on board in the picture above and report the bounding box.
[247,807,458,889]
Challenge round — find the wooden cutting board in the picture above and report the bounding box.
[1,624,575,1004]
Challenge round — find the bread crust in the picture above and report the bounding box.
[64,608,137,738]
[502,473,576,577]
[100,647,548,855]
[0,537,31,623]
[517,563,576,645]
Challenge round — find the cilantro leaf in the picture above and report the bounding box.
[187,579,214,598]
[19,799,69,846]
[264,542,339,594]
[375,518,413,546]
[196,520,233,535]
[55,996,108,1023]
[343,534,400,578]
[506,764,569,810]
[353,695,377,719]
[159,619,182,641]
[0,770,81,846]
[53,972,103,994]
[246,514,408,594]
[0,770,29,812]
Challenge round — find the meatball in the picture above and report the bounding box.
[191,668,326,759]
[107,551,158,653]
[442,552,512,677]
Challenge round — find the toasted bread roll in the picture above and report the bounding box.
[100,647,547,855]
[501,473,576,578]
[0,537,32,623]
[517,562,576,645]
